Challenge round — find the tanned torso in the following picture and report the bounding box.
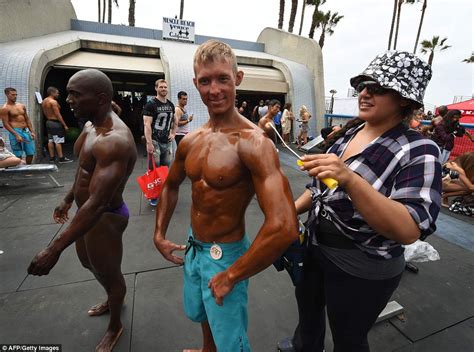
[182,118,260,243]
[42,97,60,120]
[3,103,28,128]
[73,115,136,209]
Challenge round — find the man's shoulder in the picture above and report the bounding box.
[96,125,135,157]
[42,97,53,106]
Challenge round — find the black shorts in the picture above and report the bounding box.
[46,120,65,143]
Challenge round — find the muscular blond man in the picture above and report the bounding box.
[28,69,137,352]
[42,86,72,163]
[0,88,36,164]
[153,40,298,352]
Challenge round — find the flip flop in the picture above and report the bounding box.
[95,326,123,352]
[88,302,109,316]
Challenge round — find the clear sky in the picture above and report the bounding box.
[71,0,473,110]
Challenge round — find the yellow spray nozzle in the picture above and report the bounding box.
[321,178,338,189]
[296,160,338,189]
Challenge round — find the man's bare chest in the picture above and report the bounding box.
[7,105,25,120]
[185,141,247,189]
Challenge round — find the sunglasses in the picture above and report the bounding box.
[355,81,390,95]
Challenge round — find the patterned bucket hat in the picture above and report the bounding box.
[350,50,432,107]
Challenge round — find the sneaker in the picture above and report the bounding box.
[58,157,73,163]
[149,198,158,207]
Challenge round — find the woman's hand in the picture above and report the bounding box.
[299,153,357,188]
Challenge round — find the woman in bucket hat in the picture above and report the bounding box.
[279,51,442,352]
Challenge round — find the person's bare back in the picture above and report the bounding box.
[42,96,60,120]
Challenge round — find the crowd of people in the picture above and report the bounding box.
[2,40,472,352]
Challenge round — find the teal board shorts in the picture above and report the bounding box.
[184,229,251,352]
[9,127,35,157]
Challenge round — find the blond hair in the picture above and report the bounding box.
[155,79,167,87]
[193,40,238,75]
[299,105,308,118]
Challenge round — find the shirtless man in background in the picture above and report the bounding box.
[0,88,36,164]
[153,40,298,352]
[28,69,137,352]
[258,98,281,145]
[42,86,72,163]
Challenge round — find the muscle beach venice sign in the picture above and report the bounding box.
[162,17,195,43]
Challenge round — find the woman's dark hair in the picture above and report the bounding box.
[454,152,474,183]
[444,109,463,133]
[323,117,364,150]
[444,109,462,121]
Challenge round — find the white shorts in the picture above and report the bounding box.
[48,135,65,144]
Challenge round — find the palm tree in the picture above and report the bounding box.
[278,0,285,30]
[393,0,416,50]
[179,0,184,19]
[128,0,136,26]
[387,0,397,49]
[462,54,474,63]
[413,0,427,53]
[107,0,119,24]
[317,11,343,49]
[98,0,101,22]
[420,36,451,65]
[298,0,306,35]
[308,0,325,39]
[288,0,299,33]
[101,0,106,22]
[108,0,112,23]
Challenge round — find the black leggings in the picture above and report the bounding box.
[292,245,402,352]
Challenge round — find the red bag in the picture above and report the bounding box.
[136,154,169,200]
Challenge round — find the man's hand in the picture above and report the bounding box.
[169,133,175,141]
[27,247,61,276]
[154,237,186,265]
[15,134,23,143]
[146,141,154,154]
[208,270,235,306]
[30,132,35,140]
[188,114,193,122]
[53,201,72,224]
[64,125,69,131]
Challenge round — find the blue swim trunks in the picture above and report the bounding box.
[9,127,35,157]
[184,229,251,352]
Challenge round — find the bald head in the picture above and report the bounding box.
[69,69,113,100]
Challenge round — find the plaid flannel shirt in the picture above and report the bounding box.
[308,122,442,259]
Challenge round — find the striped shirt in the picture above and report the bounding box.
[307,122,442,259]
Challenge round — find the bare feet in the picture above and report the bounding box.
[95,326,123,352]
[441,199,450,208]
[88,302,109,316]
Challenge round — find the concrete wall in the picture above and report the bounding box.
[257,28,326,134]
[0,0,76,43]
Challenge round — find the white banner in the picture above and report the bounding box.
[162,17,195,43]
